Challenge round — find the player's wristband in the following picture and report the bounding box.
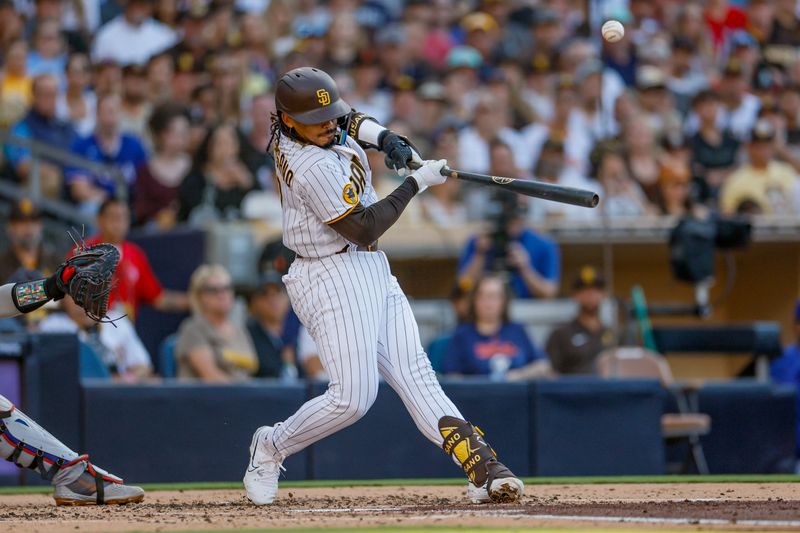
[11,276,60,314]
[349,112,386,149]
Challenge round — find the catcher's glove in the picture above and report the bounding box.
[54,243,120,322]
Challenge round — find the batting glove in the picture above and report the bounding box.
[380,131,423,176]
[410,159,447,193]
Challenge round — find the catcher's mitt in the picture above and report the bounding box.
[57,242,120,322]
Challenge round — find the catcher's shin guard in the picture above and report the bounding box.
[0,395,125,501]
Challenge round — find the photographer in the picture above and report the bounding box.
[458,142,560,299]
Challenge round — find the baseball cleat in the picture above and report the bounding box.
[243,425,285,505]
[53,481,144,506]
[466,477,525,504]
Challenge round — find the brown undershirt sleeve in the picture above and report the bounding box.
[328,177,419,247]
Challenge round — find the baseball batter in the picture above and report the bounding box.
[244,67,524,505]
[0,261,144,505]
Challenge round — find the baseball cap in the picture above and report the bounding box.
[417,81,447,102]
[9,198,42,222]
[532,8,559,27]
[461,12,498,33]
[731,30,758,49]
[375,24,406,47]
[446,46,483,70]
[572,266,606,291]
[750,118,776,142]
[636,65,667,90]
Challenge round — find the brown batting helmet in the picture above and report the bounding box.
[275,67,350,124]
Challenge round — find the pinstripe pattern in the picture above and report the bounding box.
[269,134,461,460]
[275,135,377,259]
[274,251,462,457]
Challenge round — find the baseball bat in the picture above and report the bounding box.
[410,162,600,208]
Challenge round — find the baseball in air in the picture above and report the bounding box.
[601,20,625,43]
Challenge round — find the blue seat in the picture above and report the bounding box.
[427,334,452,374]
[78,341,112,379]
[158,333,179,378]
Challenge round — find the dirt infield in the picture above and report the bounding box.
[2,483,799,532]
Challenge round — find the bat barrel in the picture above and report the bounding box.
[452,169,600,209]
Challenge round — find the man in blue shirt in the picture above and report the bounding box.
[770,301,800,463]
[4,74,76,198]
[65,93,147,214]
[458,208,560,299]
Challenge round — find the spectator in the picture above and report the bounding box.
[245,272,297,379]
[56,53,96,136]
[238,92,276,191]
[119,64,153,143]
[84,198,189,319]
[0,39,32,127]
[92,0,178,66]
[26,18,66,81]
[769,300,800,470]
[542,266,616,376]
[178,122,255,223]
[442,274,546,378]
[66,93,148,213]
[593,142,654,218]
[4,74,76,198]
[457,92,525,174]
[704,0,748,51]
[458,187,560,299]
[720,119,799,215]
[666,36,708,115]
[93,59,123,97]
[39,296,154,382]
[347,49,391,125]
[0,198,62,284]
[427,281,471,373]
[624,120,662,203]
[146,52,174,103]
[718,59,761,141]
[175,264,258,382]
[635,65,682,140]
[689,89,740,201]
[656,147,693,217]
[134,102,191,229]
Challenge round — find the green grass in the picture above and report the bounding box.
[123,530,694,533]
[1,474,798,496]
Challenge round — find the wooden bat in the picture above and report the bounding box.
[410,162,600,208]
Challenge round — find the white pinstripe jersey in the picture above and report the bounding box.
[274,133,378,258]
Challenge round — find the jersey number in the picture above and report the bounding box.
[350,156,366,196]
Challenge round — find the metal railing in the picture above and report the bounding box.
[0,129,128,226]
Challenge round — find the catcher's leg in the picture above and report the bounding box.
[0,395,144,505]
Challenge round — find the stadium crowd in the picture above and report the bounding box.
[3,0,800,385]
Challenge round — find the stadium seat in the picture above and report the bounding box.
[158,333,179,378]
[78,341,112,379]
[596,346,711,475]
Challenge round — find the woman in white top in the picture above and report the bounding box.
[56,53,96,137]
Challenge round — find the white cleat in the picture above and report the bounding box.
[467,476,525,504]
[243,425,285,505]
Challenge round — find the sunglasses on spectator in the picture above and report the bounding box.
[201,284,233,294]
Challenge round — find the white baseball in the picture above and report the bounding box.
[602,20,625,43]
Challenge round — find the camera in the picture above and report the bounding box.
[486,189,525,272]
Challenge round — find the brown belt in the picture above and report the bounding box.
[297,244,378,259]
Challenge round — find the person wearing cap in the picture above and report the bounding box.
[769,300,800,470]
[718,58,761,141]
[92,0,178,66]
[120,64,153,144]
[689,89,740,201]
[543,266,616,376]
[636,65,682,139]
[0,198,62,284]
[461,12,500,61]
[720,118,799,215]
[245,272,298,379]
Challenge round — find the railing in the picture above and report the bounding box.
[0,129,128,226]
